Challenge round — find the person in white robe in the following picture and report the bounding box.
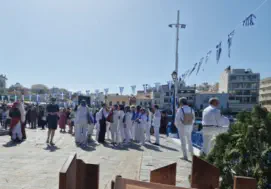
[111,105,120,145]
[123,106,132,143]
[118,105,125,143]
[75,100,90,147]
[137,108,147,146]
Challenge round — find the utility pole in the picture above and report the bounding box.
[169,10,186,75]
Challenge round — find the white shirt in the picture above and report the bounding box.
[175,105,195,127]
[75,106,89,125]
[97,108,108,121]
[152,110,161,127]
[202,105,229,127]
[124,112,132,126]
[139,113,148,128]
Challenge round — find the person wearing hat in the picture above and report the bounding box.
[46,98,59,145]
[201,97,230,155]
[175,97,195,161]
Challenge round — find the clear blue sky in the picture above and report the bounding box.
[0,0,270,94]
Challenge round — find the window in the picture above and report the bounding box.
[230,76,237,81]
[229,96,235,100]
[251,96,257,103]
[235,90,242,95]
[243,90,250,95]
[251,90,257,95]
[251,83,258,89]
[140,102,143,105]
[144,102,147,106]
[243,97,250,103]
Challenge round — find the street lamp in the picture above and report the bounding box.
[171,71,178,133]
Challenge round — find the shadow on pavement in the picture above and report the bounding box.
[143,143,161,152]
[159,144,179,152]
[43,144,60,152]
[3,140,19,147]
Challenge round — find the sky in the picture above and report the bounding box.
[0,0,270,94]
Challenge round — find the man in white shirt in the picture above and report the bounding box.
[153,105,161,145]
[175,97,195,161]
[201,98,230,155]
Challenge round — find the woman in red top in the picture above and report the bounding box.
[59,108,67,132]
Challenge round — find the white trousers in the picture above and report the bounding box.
[123,124,132,142]
[95,123,100,141]
[75,124,88,144]
[201,126,228,155]
[131,122,136,140]
[88,124,94,136]
[106,122,111,140]
[177,125,193,158]
[154,126,160,144]
[12,122,22,140]
[139,127,145,145]
[111,123,120,143]
[135,123,141,142]
[145,124,151,141]
[119,124,125,142]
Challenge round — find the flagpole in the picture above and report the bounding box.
[175,10,180,74]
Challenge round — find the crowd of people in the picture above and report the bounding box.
[1,96,229,160]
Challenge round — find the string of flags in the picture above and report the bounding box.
[180,0,268,81]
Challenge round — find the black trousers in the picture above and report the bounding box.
[98,120,106,143]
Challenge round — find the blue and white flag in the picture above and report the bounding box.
[243,14,256,26]
[119,87,124,95]
[131,85,136,95]
[216,42,222,64]
[188,63,198,77]
[143,84,148,94]
[196,57,204,75]
[104,88,109,95]
[228,30,235,58]
[205,50,212,64]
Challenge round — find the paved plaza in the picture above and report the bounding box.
[0,127,192,189]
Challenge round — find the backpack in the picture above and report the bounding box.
[180,107,193,125]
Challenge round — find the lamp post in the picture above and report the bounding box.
[171,71,178,132]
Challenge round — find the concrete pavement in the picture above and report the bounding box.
[0,127,192,189]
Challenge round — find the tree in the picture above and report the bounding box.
[204,106,271,189]
[31,84,49,94]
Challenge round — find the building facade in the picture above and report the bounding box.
[195,92,229,111]
[152,83,196,110]
[136,91,152,107]
[260,77,271,111]
[106,94,130,106]
[219,67,260,112]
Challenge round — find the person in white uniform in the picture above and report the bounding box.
[145,108,153,143]
[123,106,132,143]
[175,97,195,161]
[94,110,100,141]
[75,100,90,147]
[153,105,161,146]
[111,105,120,146]
[201,97,230,155]
[137,108,147,146]
[118,105,125,143]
